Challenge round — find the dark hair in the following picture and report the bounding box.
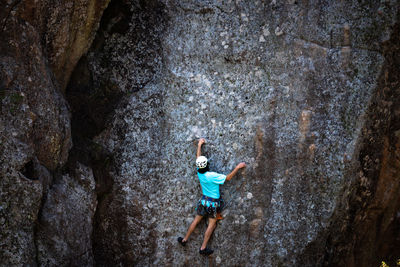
[197,163,209,174]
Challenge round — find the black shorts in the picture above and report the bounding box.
[196,195,224,218]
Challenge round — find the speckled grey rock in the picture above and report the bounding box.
[36,162,97,266]
[0,171,42,266]
[82,0,399,266]
[0,0,399,266]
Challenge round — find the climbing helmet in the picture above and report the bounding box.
[196,156,208,169]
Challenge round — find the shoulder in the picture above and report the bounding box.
[206,172,223,177]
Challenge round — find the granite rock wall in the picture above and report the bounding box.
[0,0,399,266]
[70,0,399,266]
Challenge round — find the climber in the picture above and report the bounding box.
[177,138,246,256]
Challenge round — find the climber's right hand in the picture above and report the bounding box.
[237,162,246,169]
[198,138,206,146]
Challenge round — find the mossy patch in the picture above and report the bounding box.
[10,92,23,104]
[0,91,24,114]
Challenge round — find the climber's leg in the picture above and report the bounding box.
[182,215,203,242]
[200,217,217,250]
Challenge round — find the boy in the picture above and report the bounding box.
[177,138,246,255]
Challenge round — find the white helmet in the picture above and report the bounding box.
[196,156,208,169]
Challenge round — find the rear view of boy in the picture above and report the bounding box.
[177,138,246,255]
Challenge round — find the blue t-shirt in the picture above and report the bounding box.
[197,171,227,199]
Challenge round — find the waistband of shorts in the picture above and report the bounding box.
[201,195,220,202]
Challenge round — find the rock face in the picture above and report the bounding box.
[0,0,399,266]
[298,20,400,267]
[0,0,108,265]
[36,163,97,266]
[69,0,399,266]
[0,10,71,266]
[17,0,111,91]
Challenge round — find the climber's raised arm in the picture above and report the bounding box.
[197,138,206,158]
[226,162,246,181]
[179,140,247,256]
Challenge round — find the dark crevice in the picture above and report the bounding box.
[33,187,47,267]
[65,0,124,196]
[66,56,123,140]
[33,168,55,267]
[20,160,37,180]
[66,0,168,265]
[64,0,153,265]
[99,0,133,35]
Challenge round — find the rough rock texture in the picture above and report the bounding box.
[16,0,111,91]
[36,162,97,266]
[0,11,70,266]
[65,0,399,266]
[0,169,42,266]
[298,19,400,267]
[1,0,400,266]
[0,0,109,265]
